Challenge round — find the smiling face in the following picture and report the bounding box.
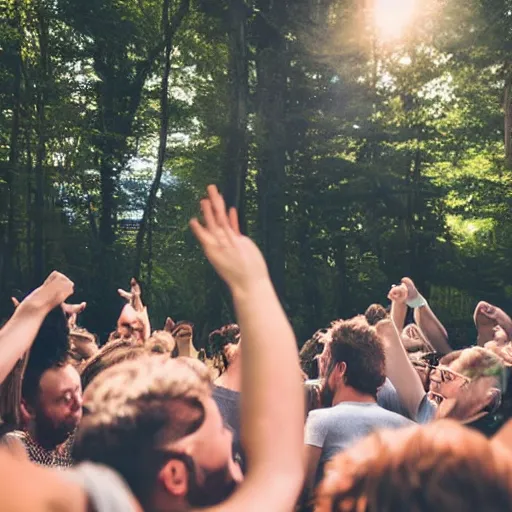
[32,364,83,447]
[428,365,470,403]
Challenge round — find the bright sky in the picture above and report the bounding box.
[373,0,418,40]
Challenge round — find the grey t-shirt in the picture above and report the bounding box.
[377,378,410,419]
[305,402,413,482]
[213,386,245,470]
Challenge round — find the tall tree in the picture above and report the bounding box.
[223,0,249,224]
[254,0,288,298]
[134,0,189,279]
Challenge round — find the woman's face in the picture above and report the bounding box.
[428,365,470,402]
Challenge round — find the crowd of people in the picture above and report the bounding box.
[0,184,512,511]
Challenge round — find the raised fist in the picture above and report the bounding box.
[387,284,408,304]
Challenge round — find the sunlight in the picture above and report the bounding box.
[373,0,418,41]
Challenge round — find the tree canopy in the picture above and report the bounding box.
[1,0,511,346]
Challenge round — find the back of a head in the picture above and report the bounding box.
[329,317,385,397]
[364,304,388,327]
[73,356,212,506]
[207,324,240,374]
[146,331,177,357]
[451,347,505,384]
[69,328,99,366]
[79,339,146,391]
[316,420,512,512]
[299,329,330,379]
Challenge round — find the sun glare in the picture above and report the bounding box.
[373,0,418,41]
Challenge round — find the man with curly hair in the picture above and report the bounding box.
[304,317,412,493]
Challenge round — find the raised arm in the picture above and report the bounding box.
[0,272,74,385]
[474,301,512,346]
[117,278,151,342]
[388,283,408,332]
[375,318,426,420]
[190,185,304,512]
[401,278,451,354]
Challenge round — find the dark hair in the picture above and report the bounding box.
[329,318,385,397]
[22,306,70,406]
[364,304,388,326]
[207,324,240,373]
[299,329,329,379]
[208,324,240,356]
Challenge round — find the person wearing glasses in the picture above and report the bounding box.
[377,317,506,428]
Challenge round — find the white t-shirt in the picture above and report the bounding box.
[305,401,413,483]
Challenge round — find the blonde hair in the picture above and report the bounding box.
[79,339,146,391]
[451,347,506,390]
[145,330,177,356]
[74,356,212,504]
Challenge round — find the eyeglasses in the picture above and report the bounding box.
[429,365,471,385]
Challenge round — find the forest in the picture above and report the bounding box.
[1,0,511,347]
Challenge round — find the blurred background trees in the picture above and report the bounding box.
[1,0,510,346]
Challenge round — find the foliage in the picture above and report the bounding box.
[1,0,511,347]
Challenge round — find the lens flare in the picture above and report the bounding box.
[373,0,418,40]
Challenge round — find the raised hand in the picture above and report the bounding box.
[68,312,78,330]
[21,271,75,314]
[475,301,498,320]
[375,318,400,348]
[190,185,269,293]
[474,301,498,334]
[62,301,87,317]
[401,277,419,302]
[164,317,176,333]
[118,278,143,312]
[387,283,408,304]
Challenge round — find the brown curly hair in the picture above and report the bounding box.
[207,324,240,374]
[316,420,512,512]
[364,304,389,326]
[74,356,212,506]
[328,317,385,397]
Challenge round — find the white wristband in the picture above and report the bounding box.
[406,294,428,309]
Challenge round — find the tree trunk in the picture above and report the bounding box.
[504,68,512,169]
[93,0,190,251]
[134,0,173,279]
[25,131,33,279]
[334,235,349,318]
[98,152,116,247]
[33,5,49,283]
[223,0,249,231]
[254,1,288,299]
[0,0,23,293]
